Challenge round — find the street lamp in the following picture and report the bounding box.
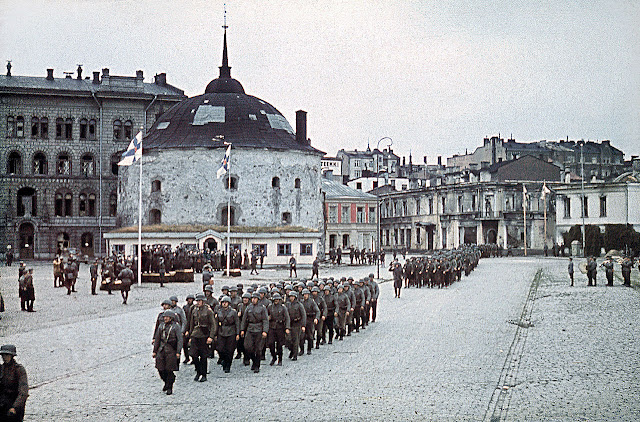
[375,137,392,280]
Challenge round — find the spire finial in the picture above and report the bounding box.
[219,4,231,78]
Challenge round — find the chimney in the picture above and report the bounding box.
[135,70,144,87]
[437,156,442,166]
[402,156,406,166]
[46,68,54,80]
[154,73,167,86]
[423,156,427,164]
[76,65,82,79]
[101,68,110,86]
[295,110,308,145]
[92,71,100,84]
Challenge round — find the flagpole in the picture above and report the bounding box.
[523,184,527,256]
[543,183,547,253]
[225,142,231,276]
[137,130,143,286]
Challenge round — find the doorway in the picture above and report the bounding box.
[19,222,34,259]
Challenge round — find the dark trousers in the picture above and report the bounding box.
[569,272,574,286]
[236,332,245,358]
[606,271,614,286]
[315,319,323,346]
[622,270,631,286]
[301,320,315,352]
[268,325,286,360]
[288,324,302,358]
[217,335,237,371]
[353,305,362,331]
[183,334,190,361]
[336,311,347,337]
[244,331,264,369]
[190,337,209,377]
[158,369,175,390]
[91,276,97,294]
[363,303,370,325]
[370,300,377,321]
[290,267,297,277]
[322,313,335,342]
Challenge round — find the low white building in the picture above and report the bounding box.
[347,176,411,192]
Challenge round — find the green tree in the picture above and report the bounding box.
[584,225,603,257]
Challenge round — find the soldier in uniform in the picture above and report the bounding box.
[392,261,403,298]
[117,264,134,304]
[343,281,356,335]
[152,310,182,395]
[322,285,337,344]
[169,296,187,335]
[203,285,219,312]
[368,273,379,322]
[285,291,306,361]
[0,344,28,421]
[63,260,76,296]
[335,284,350,341]
[202,264,213,290]
[266,292,290,366]
[601,257,615,286]
[187,294,216,382]
[5,246,13,267]
[621,256,633,287]
[158,257,166,288]
[215,296,240,373]
[353,279,365,332]
[312,257,320,280]
[586,257,597,286]
[250,250,258,275]
[53,257,63,288]
[89,259,99,295]
[289,255,297,278]
[182,294,195,363]
[240,293,269,373]
[311,287,327,348]
[299,289,319,355]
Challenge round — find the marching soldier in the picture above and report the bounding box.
[215,296,240,373]
[187,294,216,382]
[0,344,28,421]
[116,264,134,304]
[152,310,182,395]
[621,257,633,287]
[182,294,195,363]
[335,284,350,341]
[285,291,306,361]
[322,285,337,344]
[368,273,379,322]
[240,293,269,373]
[311,287,327,348]
[299,289,319,355]
[89,259,99,295]
[267,293,290,366]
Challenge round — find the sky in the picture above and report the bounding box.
[1,0,639,162]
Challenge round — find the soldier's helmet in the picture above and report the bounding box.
[161,299,172,306]
[369,273,375,278]
[186,294,195,300]
[272,293,282,300]
[169,296,179,302]
[311,286,320,293]
[221,296,232,303]
[204,285,215,293]
[337,284,344,289]
[258,287,268,294]
[284,284,293,291]
[358,279,365,284]
[289,291,298,298]
[162,310,176,319]
[323,285,331,291]
[195,294,206,301]
[222,285,230,291]
[229,286,238,292]
[302,288,310,295]
[347,276,354,281]
[251,292,260,299]
[242,292,251,299]
[237,283,244,289]
[306,281,314,288]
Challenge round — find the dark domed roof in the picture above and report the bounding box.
[144,29,322,155]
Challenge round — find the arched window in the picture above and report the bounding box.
[223,176,238,190]
[111,153,122,175]
[78,192,96,216]
[56,118,64,138]
[149,209,162,224]
[31,117,39,138]
[88,119,96,140]
[40,117,49,138]
[64,118,73,139]
[151,180,161,193]
[124,120,133,139]
[295,178,301,189]
[221,206,236,226]
[6,116,15,137]
[7,151,22,174]
[109,192,117,217]
[79,193,87,216]
[81,232,94,250]
[55,190,73,217]
[15,116,24,138]
[113,120,122,140]
[79,118,88,139]
[57,153,71,175]
[17,187,37,217]
[81,153,94,176]
[33,152,47,175]
[272,176,280,188]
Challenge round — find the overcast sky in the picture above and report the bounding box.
[2,0,638,162]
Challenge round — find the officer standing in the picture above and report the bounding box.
[368,273,379,322]
[335,284,350,341]
[240,293,269,373]
[152,310,182,395]
[568,258,574,287]
[586,257,597,286]
[89,259,99,295]
[266,292,290,366]
[215,296,240,373]
[187,294,216,382]
[117,264,134,304]
[0,344,28,421]
[285,291,306,361]
[601,257,615,286]
[312,257,319,280]
[621,257,633,287]
[392,261,403,298]
[289,255,297,278]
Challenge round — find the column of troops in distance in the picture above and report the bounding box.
[151,275,380,395]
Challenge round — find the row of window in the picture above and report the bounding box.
[6,116,134,140]
[327,205,376,224]
[6,150,124,176]
[147,206,295,227]
[562,196,607,218]
[15,187,117,218]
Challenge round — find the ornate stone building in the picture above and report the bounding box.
[0,65,184,258]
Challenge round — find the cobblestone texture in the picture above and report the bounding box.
[0,257,638,421]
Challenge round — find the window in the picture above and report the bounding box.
[79,193,96,217]
[272,176,280,188]
[356,182,362,190]
[277,243,292,256]
[31,117,39,137]
[295,178,301,189]
[282,212,292,224]
[221,206,235,226]
[40,117,48,138]
[88,119,96,140]
[329,234,337,249]
[56,118,63,138]
[223,175,238,190]
[55,191,72,217]
[57,153,71,175]
[416,227,421,245]
[373,181,378,189]
[6,116,15,137]
[369,206,376,223]
[109,192,117,217]
[328,206,337,223]
[79,193,87,216]
[458,196,463,213]
[111,153,121,175]
[17,187,37,217]
[79,119,88,139]
[472,195,476,211]
[16,116,24,138]
[300,243,312,256]
[582,196,588,218]
[600,196,607,217]
[342,234,349,248]
[428,198,433,215]
[151,180,162,193]
[124,120,133,139]
[402,200,408,216]
[385,229,390,246]
[7,151,22,174]
[149,209,162,224]
[341,205,350,223]
[400,229,405,245]
[81,154,94,176]
[112,244,125,254]
[563,197,571,218]
[113,120,122,140]
[252,244,267,256]
[64,118,73,139]
[33,152,47,175]
[442,197,446,213]
[416,198,421,215]
[356,206,365,223]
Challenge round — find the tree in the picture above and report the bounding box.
[561,225,583,248]
[584,225,603,257]
[603,224,640,256]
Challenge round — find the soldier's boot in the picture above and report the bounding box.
[166,372,175,395]
[270,356,277,366]
[307,343,312,355]
[277,354,283,366]
[243,357,250,366]
[159,370,168,391]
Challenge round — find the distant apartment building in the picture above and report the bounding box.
[337,147,400,182]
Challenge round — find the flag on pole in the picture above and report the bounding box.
[118,131,143,166]
[217,145,231,179]
[541,182,551,200]
[523,184,528,195]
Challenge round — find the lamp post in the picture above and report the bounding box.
[375,137,392,280]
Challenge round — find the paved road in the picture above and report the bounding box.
[0,257,638,421]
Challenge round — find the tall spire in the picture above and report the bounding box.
[219,6,231,78]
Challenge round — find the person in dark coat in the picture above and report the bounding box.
[299,289,320,355]
[240,293,269,373]
[152,310,182,395]
[5,247,13,267]
[89,259,99,295]
[117,264,134,304]
[187,294,216,382]
[392,261,403,298]
[158,257,166,288]
[0,344,28,421]
[285,291,306,360]
[289,255,297,278]
[311,257,320,280]
[267,293,290,366]
[215,296,240,373]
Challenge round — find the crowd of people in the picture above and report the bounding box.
[151,274,380,395]
[568,255,636,287]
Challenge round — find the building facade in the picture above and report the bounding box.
[337,147,400,182]
[0,66,185,259]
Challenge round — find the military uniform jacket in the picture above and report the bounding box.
[286,301,307,326]
[171,305,188,333]
[0,359,28,412]
[354,287,365,306]
[189,305,217,338]
[153,320,183,354]
[371,281,380,300]
[241,303,269,334]
[336,293,351,312]
[267,303,291,330]
[346,288,356,310]
[312,295,327,318]
[258,297,272,309]
[324,293,337,312]
[363,285,372,302]
[206,295,220,313]
[90,263,98,278]
[216,306,240,337]
[301,297,320,320]
[230,295,242,311]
